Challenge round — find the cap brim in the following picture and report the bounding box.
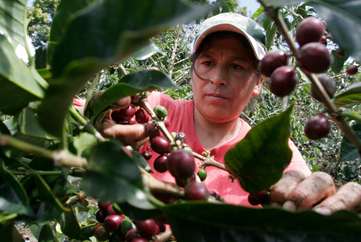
[192,24,265,60]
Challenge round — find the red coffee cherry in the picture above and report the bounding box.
[298,42,331,73]
[111,105,137,124]
[135,108,150,123]
[131,95,142,105]
[135,219,160,239]
[93,223,109,241]
[128,115,137,125]
[154,155,169,173]
[311,74,336,103]
[145,123,161,138]
[346,65,358,76]
[185,181,209,200]
[98,201,112,211]
[95,210,106,223]
[150,136,171,154]
[167,150,196,179]
[104,214,125,232]
[296,17,325,46]
[259,51,288,77]
[304,114,330,140]
[270,66,297,97]
[248,191,271,206]
[125,228,140,241]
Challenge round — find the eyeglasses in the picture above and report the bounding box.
[192,56,254,82]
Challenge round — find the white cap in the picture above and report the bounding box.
[192,13,266,60]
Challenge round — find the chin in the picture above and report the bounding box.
[204,111,237,123]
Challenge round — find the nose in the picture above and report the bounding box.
[209,66,227,86]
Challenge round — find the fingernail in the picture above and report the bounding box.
[314,207,331,215]
[283,201,297,212]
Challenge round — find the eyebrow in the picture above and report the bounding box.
[198,52,250,63]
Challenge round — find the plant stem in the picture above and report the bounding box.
[12,170,63,176]
[0,135,87,168]
[257,0,361,153]
[141,100,229,171]
[140,168,184,197]
[69,106,106,141]
[193,151,227,171]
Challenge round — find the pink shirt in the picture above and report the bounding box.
[145,92,311,206]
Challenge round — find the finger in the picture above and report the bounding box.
[102,123,147,144]
[287,171,336,209]
[282,200,297,212]
[113,96,131,109]
[270,170,306,203]
[314,182,361,215]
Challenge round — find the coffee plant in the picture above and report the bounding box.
[1,0,361,241]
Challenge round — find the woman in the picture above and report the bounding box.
[100,13,361,212]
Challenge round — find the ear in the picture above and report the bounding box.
[251,76,264,97]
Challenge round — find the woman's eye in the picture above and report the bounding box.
[232,64,244,71]
[201,61,213,67]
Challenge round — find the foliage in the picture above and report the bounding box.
[0,0,361,241]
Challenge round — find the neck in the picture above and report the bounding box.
[194,108,240,150]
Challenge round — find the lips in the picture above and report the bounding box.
[204,93,229,99]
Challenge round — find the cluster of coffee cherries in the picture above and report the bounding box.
[109,96,150,125]
[93,201,165,242]
[148,123,210,201]
[108,95,210,201]
[259,17,340,140]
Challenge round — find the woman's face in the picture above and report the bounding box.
[191,35,262,123]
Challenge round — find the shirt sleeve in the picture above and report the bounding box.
[284,140,312,177]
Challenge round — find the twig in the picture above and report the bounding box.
[140,168,184,197]
[0,135,87,168]
[69,106,106,141]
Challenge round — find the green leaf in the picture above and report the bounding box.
[18,108,56,140]
[0,35,44,114]
[0,213,17,224]
[38,0,208,137]
[163,202,361,242]
[119,190,161,220]
[0,167,30,215]
[340,122,361,162]
[1,162,29,207]
[224,107,293,193]
[48,0,96,62]
[133,41,162,61]
[331,49,348,73]
[334,81,361,107]
[87,70,175,120]
[38,223,58,242]
[0,0,27,55]
[0,121,10,135]
[73,132,97,156]
[309,0,361,62]
[81,140,142,202]
[33,173,70,213]
[60,209,88,240]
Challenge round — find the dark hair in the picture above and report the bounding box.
[191,31,259,69]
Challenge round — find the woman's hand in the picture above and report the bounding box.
[97,96,148,145]
[270,170,361,214]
